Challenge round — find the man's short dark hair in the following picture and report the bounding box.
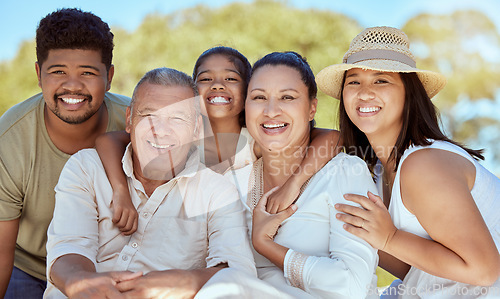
[36,8,114,70]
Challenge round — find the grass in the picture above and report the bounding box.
[377,267,398,287]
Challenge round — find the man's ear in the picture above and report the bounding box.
[125,106,132,133]
[106,65,115,91]
[194,115,203,140]
[35,62,42,88]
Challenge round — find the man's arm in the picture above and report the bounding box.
[0,219,19,298]
[115,264,227,298]
[47,150,138,297]
[51,254,141,299]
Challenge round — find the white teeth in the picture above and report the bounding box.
[61,98,84,104]
[209,96,230,103]
[359,107,380,113]
[263,123,286,129]
[148,141,173,149]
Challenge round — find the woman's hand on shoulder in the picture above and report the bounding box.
[335,191,397,250]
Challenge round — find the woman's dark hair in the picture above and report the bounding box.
[339,72,483,172]
[251,51,317,129]
[36,8,114,71]
[193,46,251,127]
[251,51,317,100]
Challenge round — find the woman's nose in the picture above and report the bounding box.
[263,98,282,118]
[357,85,375,101]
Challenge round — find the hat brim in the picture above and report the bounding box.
[316,60,447,100]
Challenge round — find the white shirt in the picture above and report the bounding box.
[45,145,256,298]
[226,153,380,298]
[380,140,500,298]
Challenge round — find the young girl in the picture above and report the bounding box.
[96,46,339,235]
[317,26,500,297]
[193,46,255,172]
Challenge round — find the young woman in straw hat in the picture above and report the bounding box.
[317,26,500,297]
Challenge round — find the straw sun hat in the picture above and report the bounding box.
[316,26,447,100]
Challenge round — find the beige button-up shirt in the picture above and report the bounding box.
[45,145,256,298]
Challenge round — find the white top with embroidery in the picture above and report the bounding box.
[226,153,379,298]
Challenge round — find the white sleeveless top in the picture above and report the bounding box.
[380,140,500,298]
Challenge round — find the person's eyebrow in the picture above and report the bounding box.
[137,107,158,114]
[279,88,299,93]
[197,69,241,77]
[171,111,192,118]
[46,64,66,70]
[46,64,100,72]
[226,69,241,76]
[79,65,101,72]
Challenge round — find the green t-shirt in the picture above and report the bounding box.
[0,92,129,280]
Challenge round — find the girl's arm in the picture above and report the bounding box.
[266,129,341,213]
[378,250,410,280]
[95,131,137,235]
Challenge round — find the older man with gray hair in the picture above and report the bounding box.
[44,67,256,298]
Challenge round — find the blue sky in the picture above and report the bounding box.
[1,0,499,62]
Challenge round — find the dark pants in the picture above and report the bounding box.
[5,266,46,299]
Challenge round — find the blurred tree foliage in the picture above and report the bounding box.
[109,0,361,128]
[0,1,499,168]
[403,10,500,167]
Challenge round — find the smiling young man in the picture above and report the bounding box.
[0,9,129,298]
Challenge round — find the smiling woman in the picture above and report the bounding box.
[225,51,380,298]
[317,26,500,298]
[246,64,314,153]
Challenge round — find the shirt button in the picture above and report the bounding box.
[131,242,138,248]
[122,255,128,261]
[142,212,149,218]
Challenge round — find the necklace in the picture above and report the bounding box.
[248,158,311,210]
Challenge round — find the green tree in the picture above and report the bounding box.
[403,10,500,172]
[109,0,361,128]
